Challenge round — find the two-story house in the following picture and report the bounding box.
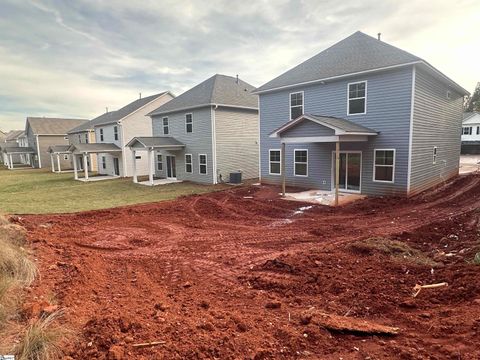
[126,74,259,185]
[254,31,468,202]
[461,112,480,154]
[68,92,174,181]
[1,130,30,168]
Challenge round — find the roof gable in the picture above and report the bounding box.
[148,74,258,116]
[463,112,480,125]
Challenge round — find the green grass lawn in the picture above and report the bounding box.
[0,167,231,214]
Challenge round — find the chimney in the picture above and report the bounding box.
[377,32,381,41]
[236,74,239,84]
[139,92,142,99]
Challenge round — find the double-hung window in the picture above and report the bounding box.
[199,154,207,174]
[185,154,193,173]
[348,81,367,115]
[85,133,89,144]
[185,113,193,133]
[373,149,395,182]
[290,92,303,120]
[100,129,104,141]
[294,149,308,176]
[113,126,119,140]
[433,146,437,165]
[101,156,106,169]
[477,126,480,135]
[463,126,472,135]
[157,154,163,171]
[163,117,169,135]
[269,149,281,175]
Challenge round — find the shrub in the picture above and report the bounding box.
[0,237,37,285]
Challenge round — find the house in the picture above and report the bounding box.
[461,112,480,154]
[254,31,468,202]
[1,130,34,169]
[68,92,174,181]
[126,74,259,185]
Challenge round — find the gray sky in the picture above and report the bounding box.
[1,0,479,131]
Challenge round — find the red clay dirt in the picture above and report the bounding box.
[16,174,480,359]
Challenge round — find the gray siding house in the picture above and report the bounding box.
[254,31,468,197]
[127,74,259,185]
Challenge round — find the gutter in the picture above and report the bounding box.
[148,103,258,117]
[35,135,42,168]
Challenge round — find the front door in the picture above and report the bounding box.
[113,157,120,176]
[333,152,362,193]
[166,156,176,178]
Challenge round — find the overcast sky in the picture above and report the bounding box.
[0,0,479,131]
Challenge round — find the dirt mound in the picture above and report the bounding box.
[17,174,480,359]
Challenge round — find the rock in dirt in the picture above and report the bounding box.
[308,311,399,335]
[108,345,124,360]
[265,301,281,309]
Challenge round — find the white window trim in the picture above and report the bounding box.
[198,153,207,175]
[330,151,363,194]
[294,149,308,177]
[157,154,163,171]
[289,91,304,120]
[373,148,395,183]
[162,117,169,135]
[101,156,106,169]
[269,149,281,176]
[347,80,367,116]
[185,153,193,173]
[433,146,437,165]
[185,113,193,133]
[100,128,104,142]
[113,126,119,140]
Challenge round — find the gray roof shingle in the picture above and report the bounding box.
[148,75,257,116]
[67,112,117,134]
[4,130,25,141]
[255,31,452,93]
[2,146,36,154]
[463,112,480,121]
[47,145,71,153]
[27,117,89,135]
[126,136,185,148]
[68,143,122,153]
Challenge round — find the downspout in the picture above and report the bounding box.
[35,135,42,168]
[119,120,127,177]
[211,104,218,184]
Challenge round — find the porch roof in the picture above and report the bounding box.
[68,143,122,154]
[126,136,185,150]
[269,114,378,143]
[2,146,36,154]
[47,145,71,154]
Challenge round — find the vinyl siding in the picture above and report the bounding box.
[95,124,124,176]
[38,135,71,169]
[151,107,214,184]
[281,120,335,137]
[67,131,97,171]
[260,67,413,196]
[214,107,259,181]
[409,67,464,195]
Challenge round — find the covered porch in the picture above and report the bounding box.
[47,145,73,173]
[1,147,35,169]
[68,143,122,182]
[126,137,185,186]
[270,114,378,206]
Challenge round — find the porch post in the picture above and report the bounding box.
[73,155,78,180]
[335,141,340,207]
[148,148,154,186]
[9,154,13,169]
[83,153,89,181]
[132,149,138,183]
[5,153,10,169]
[281,142,286,196]
[50,154,55,172]
[57,154,61,173]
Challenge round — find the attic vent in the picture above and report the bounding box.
[446,90,452,100]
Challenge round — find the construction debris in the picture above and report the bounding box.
[412,282,449,298]
[132,341,166,348]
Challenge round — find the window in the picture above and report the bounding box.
[477,126,480,135]
[348,81,367,115]
[290,92,303,120]
[135,155,142,160]
[100,129,104,141]
[373,149,395,182]
[113,126,119,140]
[185,154,193,173]
[199,154,207,175]
[85,133,89,144]
[269,149,281,175]
[463,127,472,135]
[185,113,193,133]
[157,154,163,171]
[63,154,69,160]
[433,146,437,165]
[101,156,106,169]
[294,149,308,176]
[78,134,81,143]
[163,117,169,135]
